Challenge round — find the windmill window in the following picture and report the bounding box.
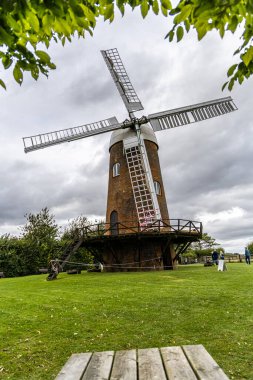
[154,181,161,196]
[113,163,120,177]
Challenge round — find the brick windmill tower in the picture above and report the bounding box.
[23,48,237,273]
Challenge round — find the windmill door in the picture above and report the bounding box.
[110,211,119,235]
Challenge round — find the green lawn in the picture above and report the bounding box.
[0,264,252,379]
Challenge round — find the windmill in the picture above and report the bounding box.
[23,48,237,274]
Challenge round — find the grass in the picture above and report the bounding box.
[0,264,252,379]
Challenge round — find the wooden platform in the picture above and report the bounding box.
[55,345,229,380]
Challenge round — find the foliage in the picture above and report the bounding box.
[0,210,97,277]
[183,232,223,259]
[1,1,252,90]
[0,266,253,379]
[166,0,253,90]
[61,216,95,270]
[61,215,90,241]
[247,241,253,253]
[21,207,59,268]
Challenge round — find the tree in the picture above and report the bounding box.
[0,1,252,90]
[61,215,94,270]
[166,1,253,91]
[183,232,224,260]
[21,207,59,268]
[61,215,90,241]
[248,241,253,254]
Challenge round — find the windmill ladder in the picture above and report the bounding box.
[124,137,159,228]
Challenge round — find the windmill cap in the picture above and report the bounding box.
[109,123,158,151]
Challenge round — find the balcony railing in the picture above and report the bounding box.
[79,219,202,238]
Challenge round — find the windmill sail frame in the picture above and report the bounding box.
[148,97,237,131]
[23,117,120,153]
[101,48,144,114]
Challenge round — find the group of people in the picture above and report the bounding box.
[212,248,251,265]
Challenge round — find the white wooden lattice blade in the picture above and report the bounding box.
[101,48,144,113]
[23,117,121,153]
[148,96,237,131]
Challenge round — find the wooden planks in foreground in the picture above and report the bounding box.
[55,344,229,380]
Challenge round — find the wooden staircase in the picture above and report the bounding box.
[47,238,83,281]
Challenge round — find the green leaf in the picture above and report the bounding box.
[47,61,56,70]
[0,78,6,90]
[2,55,13,70]
[228,15,238,33]
[42,14,53,36]
[152,0,159,15]
[174,4,192,24]
[13,64,23,85]
[31,66,39,80]
[27,12,40,33]
[197,26,207,40]
[54,18,72,35]
[241,46,253,67]
[238,75,244,84]
[161,5,168,16]
[184,19,190,33]
[165,29,174,41]
[176,25,184,42]
[161,0,172,10]
[228,78,235,91]
[141,1,149,18]
[221,81,228,91]
[35,50,51,64]
[227,64,238,77]
[219,24,225,38]
[0,26,13,46]
[104,4,114,21]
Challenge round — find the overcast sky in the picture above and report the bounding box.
[0,9,252,253]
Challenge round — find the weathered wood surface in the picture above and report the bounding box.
[110,350,137,380]
[183,345,229,380]
[55,353,92,380]
[161,346,197,380]
[55,345,230,379]
[82,351,114,380]
[138,348,167,380]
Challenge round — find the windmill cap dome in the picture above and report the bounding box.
[109,123,158,151]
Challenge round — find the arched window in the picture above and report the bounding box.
[113,162,120,177]
[154,181,161,196]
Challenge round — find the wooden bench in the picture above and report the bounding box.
[0,272,5,278]
[55,344,229,379]
[38,268,48,274]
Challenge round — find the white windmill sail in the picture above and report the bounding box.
[148,97,237,131]
[23,117,120,153]
[101,48,144,113]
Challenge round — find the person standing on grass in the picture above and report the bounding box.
[212,250,219,265]
[245,247,251,265]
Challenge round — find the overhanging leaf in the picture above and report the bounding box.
[13,64,23,85]
[227,64,238,77]
[174,4,192,24]
[176,25,184,42]
[241,46,253,66]
[0,78,6,90]
[35,50,51,64]
[141,1,149,18]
